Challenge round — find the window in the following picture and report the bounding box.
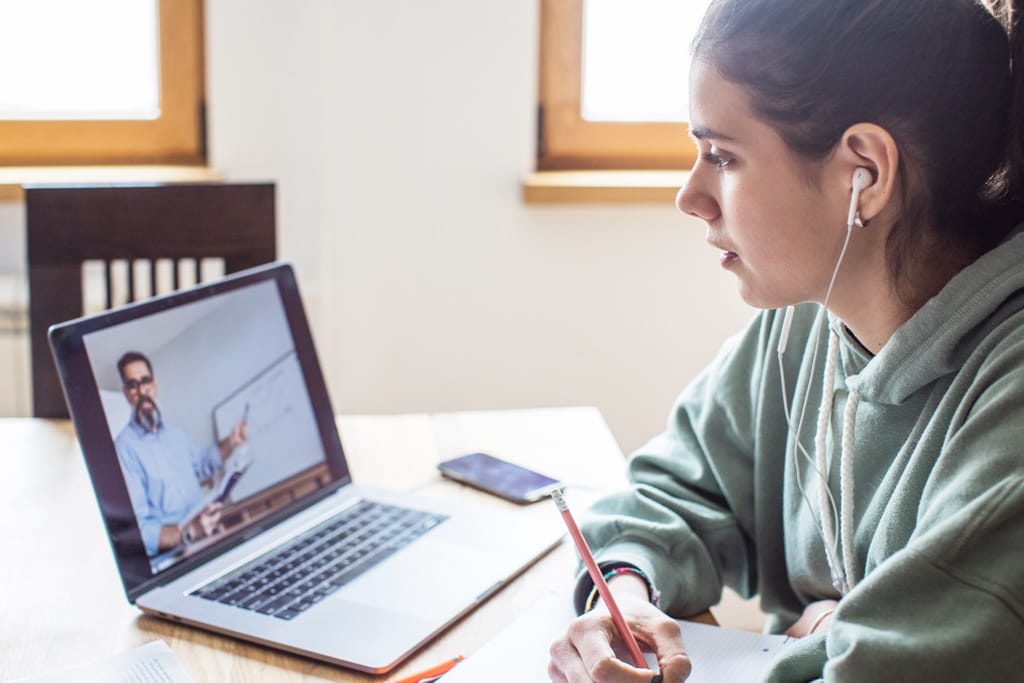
[0,0,205,166]
[537,0,710,171]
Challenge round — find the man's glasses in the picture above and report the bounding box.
[123,375,154,391]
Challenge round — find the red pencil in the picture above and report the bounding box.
[551,489,648,668]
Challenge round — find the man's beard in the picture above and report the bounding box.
[134,396,163,432]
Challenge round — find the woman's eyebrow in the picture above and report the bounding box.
[689,126,736,143]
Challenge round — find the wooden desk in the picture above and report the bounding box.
[0,407,629,682]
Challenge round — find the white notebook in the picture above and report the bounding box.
[443,594,793,682]
[13,641,194,683]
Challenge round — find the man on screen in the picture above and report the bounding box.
[114,351,248,556]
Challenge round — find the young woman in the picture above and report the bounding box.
[548,1,1024,681]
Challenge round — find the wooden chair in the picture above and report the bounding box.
[26,182,276,418]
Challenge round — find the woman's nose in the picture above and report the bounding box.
[675,177,720,222]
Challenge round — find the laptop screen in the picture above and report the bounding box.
[50,264,350,599]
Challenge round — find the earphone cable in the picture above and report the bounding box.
[777,220,856,593]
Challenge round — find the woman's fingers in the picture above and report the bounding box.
[549,603,692,682]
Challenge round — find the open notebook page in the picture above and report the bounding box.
[442,594,792,682]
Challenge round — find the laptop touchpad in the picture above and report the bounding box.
[335,537,501,620]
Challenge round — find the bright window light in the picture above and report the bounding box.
[582,0,712,122]
[0,0,160,120]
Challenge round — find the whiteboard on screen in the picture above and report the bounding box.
[212,351,326,501]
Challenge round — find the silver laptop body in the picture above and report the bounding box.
[49,262,560,673]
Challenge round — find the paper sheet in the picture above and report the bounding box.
[13,640,195,683]
[441,595,791,682]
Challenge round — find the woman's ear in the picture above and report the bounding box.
[837,123,899,224]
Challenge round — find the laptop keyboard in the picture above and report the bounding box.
[191,500,447,620]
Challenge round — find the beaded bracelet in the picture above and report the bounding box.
[583,565,661,613]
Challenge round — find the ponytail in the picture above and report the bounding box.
[1006,0,1024,200]
[984,0,1024,207]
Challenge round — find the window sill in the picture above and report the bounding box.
[0,165,224,201]
[521,170,688,204]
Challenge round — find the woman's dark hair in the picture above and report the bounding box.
[693,0,1024,301]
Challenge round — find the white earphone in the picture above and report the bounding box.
[847,166,873,229]
[778,166,873,354]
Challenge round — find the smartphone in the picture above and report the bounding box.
[437,452,562,504]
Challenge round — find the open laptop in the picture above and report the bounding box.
[48,262,562,673]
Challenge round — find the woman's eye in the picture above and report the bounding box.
[702,151,733,170]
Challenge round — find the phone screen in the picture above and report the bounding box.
[437,452,562,503]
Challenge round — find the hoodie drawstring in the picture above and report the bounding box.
[814,329,861,595]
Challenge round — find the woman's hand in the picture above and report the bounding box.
[784,599,839,638]
[548,574,691,682]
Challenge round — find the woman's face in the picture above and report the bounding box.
[676,60,853,309]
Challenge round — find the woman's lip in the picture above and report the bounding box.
[707,239,738,265]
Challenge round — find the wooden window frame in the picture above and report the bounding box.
[537,0,695,171]
[0,0,205,166]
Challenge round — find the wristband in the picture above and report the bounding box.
[583,565,661,613]
[808,608,835,634]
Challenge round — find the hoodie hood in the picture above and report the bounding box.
[839,224,1024,405]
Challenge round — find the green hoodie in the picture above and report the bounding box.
[579,225,1024,682]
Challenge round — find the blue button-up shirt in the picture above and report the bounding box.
[115,420,222,556]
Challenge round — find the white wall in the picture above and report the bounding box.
[0,1,755,454]
[205,0,756,453]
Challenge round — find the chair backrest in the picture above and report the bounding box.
[27,182,276,418]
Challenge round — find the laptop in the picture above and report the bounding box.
[48,262,562,673]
